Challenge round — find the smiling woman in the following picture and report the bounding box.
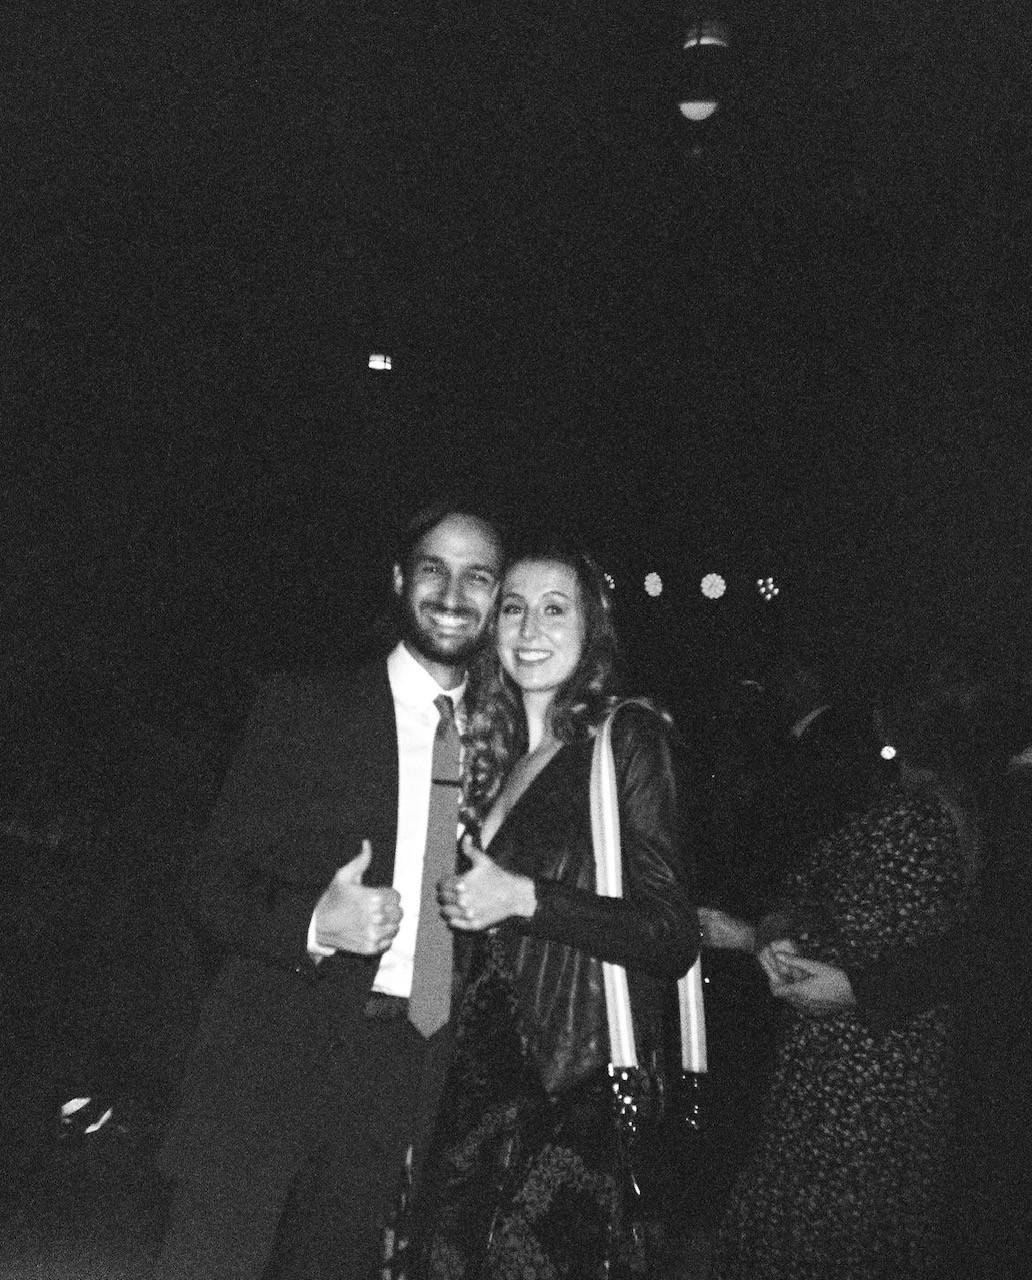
[407,539,700,1280]
[497,558,587,704]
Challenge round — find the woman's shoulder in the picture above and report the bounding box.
[603,698,678,757]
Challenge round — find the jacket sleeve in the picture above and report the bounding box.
[510,707,700,979]
[183,675,348,972]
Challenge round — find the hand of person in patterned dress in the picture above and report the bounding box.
[757,936,802,990]
[768,956,857,1013]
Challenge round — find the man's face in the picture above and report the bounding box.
[394,513,502,672]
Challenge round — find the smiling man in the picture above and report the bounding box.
[154,505,504,1280]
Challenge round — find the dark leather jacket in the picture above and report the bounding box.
[489,704,700,1095]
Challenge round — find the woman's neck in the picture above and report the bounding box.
[522,692,557,755]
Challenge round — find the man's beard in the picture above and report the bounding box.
[401,597,489,669]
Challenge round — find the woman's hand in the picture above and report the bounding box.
[699,906,756,952]
[438,834,537,931]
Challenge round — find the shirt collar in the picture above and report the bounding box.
[387,641,467,710]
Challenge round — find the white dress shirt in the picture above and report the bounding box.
[307,641,464,998]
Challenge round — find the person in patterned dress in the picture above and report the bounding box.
[408,542,699,1280]
[708,658,974,1280]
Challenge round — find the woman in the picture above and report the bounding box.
[411,543,699,1279]
[707,657,974,1280]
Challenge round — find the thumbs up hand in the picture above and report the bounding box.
[437,833,537,931]
[313,840,403,955]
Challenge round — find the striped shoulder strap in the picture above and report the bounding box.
[590,701,707,1072]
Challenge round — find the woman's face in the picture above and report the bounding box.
[497,559,586,700]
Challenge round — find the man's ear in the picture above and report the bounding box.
[392,564,404,597]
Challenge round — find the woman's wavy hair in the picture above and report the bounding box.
[462,540,619,824]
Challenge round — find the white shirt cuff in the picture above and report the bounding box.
[307,908,336,959]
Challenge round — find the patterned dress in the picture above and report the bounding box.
[709,781,967,1280]
[413,931,644,1280]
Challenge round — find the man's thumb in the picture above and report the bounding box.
[339,839,373,883]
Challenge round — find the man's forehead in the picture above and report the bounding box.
[414,514,502,568]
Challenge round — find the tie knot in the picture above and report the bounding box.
[434,694,456,731]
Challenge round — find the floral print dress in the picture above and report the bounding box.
[709,781,967,1280]
[411,930,644,1280]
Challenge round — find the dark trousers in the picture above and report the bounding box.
[154,1013,449,1280]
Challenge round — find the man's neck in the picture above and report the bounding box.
[401,640,465,691]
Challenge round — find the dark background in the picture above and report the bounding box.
[5,0,1031,777]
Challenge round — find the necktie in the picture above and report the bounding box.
[408,694,461,1037]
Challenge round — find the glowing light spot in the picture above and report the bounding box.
[679,100,719,122]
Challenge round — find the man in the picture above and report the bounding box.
[154,506,504,1280]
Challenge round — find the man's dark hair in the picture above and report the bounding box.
[393,503,507,579]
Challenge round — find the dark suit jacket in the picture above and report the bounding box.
[159,660,405,1195]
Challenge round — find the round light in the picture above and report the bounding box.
[603,572,616,591]
[644,572,663,598]
[880,744,898,760]
[700,572,726,599]
[679,100,719,123]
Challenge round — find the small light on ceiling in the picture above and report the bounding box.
[368,353,392,371]
[700,572,726,599]
[644,572,663,598]
[683,21,729,50]
[677,18,730,127]
[880,744,898,761]
[679,100,719,123]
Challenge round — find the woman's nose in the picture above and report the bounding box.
[519,610,539,639]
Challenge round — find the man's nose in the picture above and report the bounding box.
[438,573,462,607]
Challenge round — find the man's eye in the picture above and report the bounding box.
[500,602,522,616]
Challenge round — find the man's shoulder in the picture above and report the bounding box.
[249,659,392,725]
